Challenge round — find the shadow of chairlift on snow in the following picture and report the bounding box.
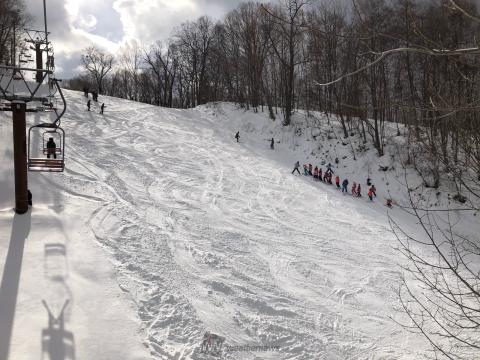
[41,299,75,360]
[44,244,68,281]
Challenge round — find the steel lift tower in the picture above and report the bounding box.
[0,0,67,214]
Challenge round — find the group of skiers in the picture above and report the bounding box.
[292,161,381,202]
[83,87,106,114]
[233,133,387,206]
[83,87,99,101]
[87,99,106,114]
[235,131,275,150]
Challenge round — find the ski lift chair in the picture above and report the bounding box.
[28,124,65,172]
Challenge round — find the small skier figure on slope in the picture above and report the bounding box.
[292,161,301,174]
[100,103,105,114]
[352,182,357,196]
[87,99,91,111]
[368,188,374,201]
[326,172,333,184]
[326,163,334,175]
[235,131,240,142]
[270,138,274,150]
[342,179,349,193]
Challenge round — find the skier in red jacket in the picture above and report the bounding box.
[368,189,374,201]
[335,176,340,188]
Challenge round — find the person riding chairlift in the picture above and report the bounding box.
[46,137,57,159]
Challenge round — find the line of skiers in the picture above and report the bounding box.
[292,161,378,201]
[235,135,388,206]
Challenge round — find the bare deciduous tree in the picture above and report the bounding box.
[81,46,114,95]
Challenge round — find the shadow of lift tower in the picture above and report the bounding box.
[0,0,67,214]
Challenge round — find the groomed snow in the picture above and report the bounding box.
[0,90,436,359]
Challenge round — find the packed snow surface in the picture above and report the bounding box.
[0,90,434,359]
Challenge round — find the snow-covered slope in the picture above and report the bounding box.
[0,90,443,359]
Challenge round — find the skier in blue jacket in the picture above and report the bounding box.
[342,179,349,193]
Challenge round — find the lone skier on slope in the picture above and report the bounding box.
[270,138,274,150]
[292,161,301,174]
[235,131,240,142]
[87,99,91,111]
[100,103,105,114]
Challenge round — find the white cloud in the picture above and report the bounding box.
[112,0,200,44]
[23,0,244,78]
[64,0,81,17]
[74,14,98,32]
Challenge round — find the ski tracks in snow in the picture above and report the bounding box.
[58,92,422,359]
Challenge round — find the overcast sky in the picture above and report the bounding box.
[23,0,244,78]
